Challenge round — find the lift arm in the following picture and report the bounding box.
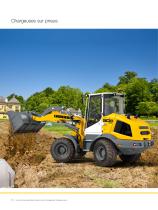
[7,107,85,141]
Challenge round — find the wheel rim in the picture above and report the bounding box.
[96,145,106,161]
[56,144,68,155]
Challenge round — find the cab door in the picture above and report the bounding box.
[85,94,103,136]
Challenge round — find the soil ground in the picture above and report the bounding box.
[0,120,158,188]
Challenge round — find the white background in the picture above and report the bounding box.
[1,193,158,210]
[0,0,158,208]
[1,188,158,209]
[0,0,158,28]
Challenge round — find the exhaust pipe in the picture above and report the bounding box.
[7,111,45,133]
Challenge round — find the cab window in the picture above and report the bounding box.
[103,95,120,115]
[87,95,102,127]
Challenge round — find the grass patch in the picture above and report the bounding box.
[95,178,120,188]
[145,121,158,127]
[149,122,158,127]
[84,170,121,188]
[140,116,158,120]
[43,123,72,135]
[139,117,158,127]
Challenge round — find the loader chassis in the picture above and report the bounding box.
[8,92,154,167]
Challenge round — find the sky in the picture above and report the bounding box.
[0,29,157,99]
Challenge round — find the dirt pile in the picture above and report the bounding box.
[0,120,10,158]
[0,120,158,188]
[141,127,158,165]
[0,121,53,168]
[0,121,37,160]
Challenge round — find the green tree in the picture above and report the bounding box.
[118,71,137,85]
[25,91,51,113]
[43,87,55,97]
[136,101,158,117]
[95,83,116,93]
[149,79,158,102]
[9,71,157,117]
[56,86,83,110]
[38,102,49,113]
[115,83,127,94]
[25,86,84,114]
[125,78,151,114]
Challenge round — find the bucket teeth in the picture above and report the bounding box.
[7,111,45,133]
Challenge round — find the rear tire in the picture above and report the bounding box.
[119,154,141,163]
[93,139,117,167]
[51,138,75,163]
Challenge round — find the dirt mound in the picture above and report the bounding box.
[141,127,158,165]
[0,121,37,160]
[0,121,53,168]
[0,120,158,188]
[0,121,10,158]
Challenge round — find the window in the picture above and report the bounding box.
[87,95,102,127]
[0,105,3,110]
[103,95,124,115]
[114,120,132,137]
[8,105,12,109]
[15,105,20,112]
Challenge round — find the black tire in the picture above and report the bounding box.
[51,138,75,163]
[93,139,117,167]
[119,154,141,163]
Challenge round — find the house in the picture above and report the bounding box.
[0,96,21,119]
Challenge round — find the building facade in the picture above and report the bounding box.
[0,96,21,119]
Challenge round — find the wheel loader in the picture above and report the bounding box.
[7,92,154,167]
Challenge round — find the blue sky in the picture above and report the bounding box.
[0,29,157,99]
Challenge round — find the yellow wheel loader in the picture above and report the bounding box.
[8,92,154,167]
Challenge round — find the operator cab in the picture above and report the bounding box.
[85,92,125,128]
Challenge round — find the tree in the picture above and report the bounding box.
[43,87,55,97]
[149,79,158,102]
[56,86,83,110]
[118,71,137,85]
[25,91,51,113]
[125,78,151,114]
[137,102,158,117]
[95,83,116,93]
[25,86,84,114]
[38,102,49,113]
[8,71,157,117]
[115,83,127,94]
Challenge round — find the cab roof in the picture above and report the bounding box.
[89,92,124,97]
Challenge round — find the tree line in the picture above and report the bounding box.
[7,71,158,117]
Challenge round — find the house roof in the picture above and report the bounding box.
[0,96,6,102]
[8,96,20,104]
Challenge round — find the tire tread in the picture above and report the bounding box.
[94,139,117,167]
[51,138,75,163]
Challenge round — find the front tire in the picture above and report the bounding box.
[119,154,141,163]
[51,138,75,163]
[93,139,117,167]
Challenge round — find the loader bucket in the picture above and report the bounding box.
[7,111,45,133]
